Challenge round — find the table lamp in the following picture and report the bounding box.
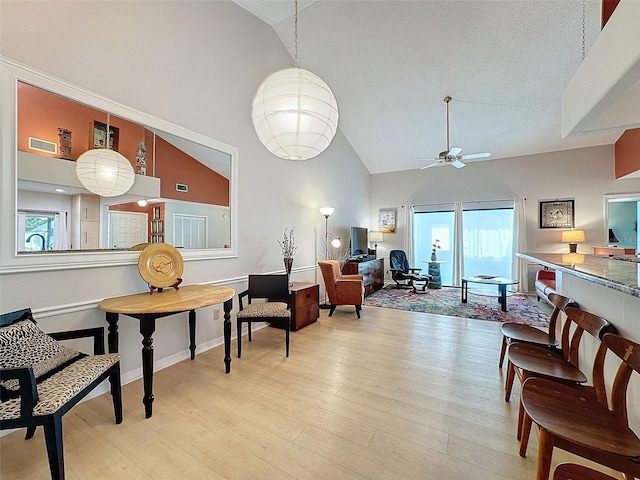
[561,229,585,253]
[369,231,383,256]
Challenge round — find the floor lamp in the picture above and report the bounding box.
[319,207,341,308]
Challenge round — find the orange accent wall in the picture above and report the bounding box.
[155,136,229,206]
[615,129,640,178]
[602,0,620,29]
[18,82,144,165]
[17,82,229,206]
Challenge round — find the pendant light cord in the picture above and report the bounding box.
[294,0,299,68]
[581,0,585,61]
[106,113,111,150]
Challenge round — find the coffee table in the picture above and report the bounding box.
[461,276,519,312]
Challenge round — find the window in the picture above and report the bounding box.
[17,211,56,251]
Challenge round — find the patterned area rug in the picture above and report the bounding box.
[365,285,549,326]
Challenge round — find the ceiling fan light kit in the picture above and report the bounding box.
[420,96,491,170]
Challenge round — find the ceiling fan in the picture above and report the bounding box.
[419,96,491,170]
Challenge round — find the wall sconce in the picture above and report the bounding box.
[561,229,585,253]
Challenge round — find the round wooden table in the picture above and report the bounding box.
[98,284,235,418]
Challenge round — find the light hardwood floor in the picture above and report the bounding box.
[0,305,624,479]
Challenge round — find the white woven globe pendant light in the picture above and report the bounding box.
[76,148,135,197]
[251,0,338,161]
[252,67,339,160]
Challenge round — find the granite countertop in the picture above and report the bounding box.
[517,252,640,298]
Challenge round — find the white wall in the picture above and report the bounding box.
[0,2,369,382]
[371,145,640,275]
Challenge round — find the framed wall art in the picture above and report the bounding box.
[378,208,397,233]
[539,199,575,229]
[92,120,119,151]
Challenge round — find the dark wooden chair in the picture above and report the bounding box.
[498,292,577,368]
[389,250,431,292]
[236,274,291,357]
[553,463,619,480]
[0,308,122,480]
[505,306,612,442]
[520,333,640,480]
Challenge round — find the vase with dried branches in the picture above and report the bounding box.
[278,228,297,277]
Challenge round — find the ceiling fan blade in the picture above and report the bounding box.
[460,152,491,160]
[420,160,442,169]
[450,159,466,168]
[448,147,462,157]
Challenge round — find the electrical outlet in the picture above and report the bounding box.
[214,309,221,320]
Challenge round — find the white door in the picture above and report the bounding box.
[109,211,148,249]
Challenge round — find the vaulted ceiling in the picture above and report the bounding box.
[234,1,625,174]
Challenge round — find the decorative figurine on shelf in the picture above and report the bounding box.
[136,140,147,175]
[278,227,297,278]
[431,239,441,261]
[58,127,72,160]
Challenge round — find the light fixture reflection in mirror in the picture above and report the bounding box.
[15,81,234,254]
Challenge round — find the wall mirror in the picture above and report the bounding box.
[1,58,238,272]
[604,193,639,251]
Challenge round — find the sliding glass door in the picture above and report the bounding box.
[413,201,514,288]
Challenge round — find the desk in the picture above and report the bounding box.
[461,276,518,312]
[98,284,235,418]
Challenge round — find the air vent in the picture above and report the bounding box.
[28,137,57,154]
[176,183,188,192]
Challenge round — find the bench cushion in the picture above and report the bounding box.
[0,319,120,419]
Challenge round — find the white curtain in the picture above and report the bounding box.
[54,212,70,250]
[405,205,415,264]
[452,201,464,286]
[512,197,528,293]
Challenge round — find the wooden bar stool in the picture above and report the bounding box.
[553,463,619,480]
[505,307,612,443]
[498,292,576,368]
[520,333,640,480]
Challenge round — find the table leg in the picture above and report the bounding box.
[223,298,232,374]
[139,315,156,418]
[461,280,468,303]
[499,284,507,312]
[188,309,196,360]
[106,312,119,353]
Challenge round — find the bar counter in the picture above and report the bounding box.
[517,252,640,298]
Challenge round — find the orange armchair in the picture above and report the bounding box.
[318,260,365,318]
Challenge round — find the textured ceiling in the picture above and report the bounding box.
[234,0,624,174]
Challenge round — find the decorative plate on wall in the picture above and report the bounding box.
[138,243,184,289]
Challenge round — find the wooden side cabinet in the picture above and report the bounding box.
[342,258,384,297]
[289,282,319,331]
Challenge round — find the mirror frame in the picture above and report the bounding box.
[0,57,238,273]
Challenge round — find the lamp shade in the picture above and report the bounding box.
[319,207,334,217]
[330,238,341,248]
[561,230,586,243]
[252,67,339,160]
[76,149,135,197]
[369,231,384,243]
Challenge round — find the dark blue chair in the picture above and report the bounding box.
[389,250,431,292]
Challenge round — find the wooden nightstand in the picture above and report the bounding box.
[289,282,319,331]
